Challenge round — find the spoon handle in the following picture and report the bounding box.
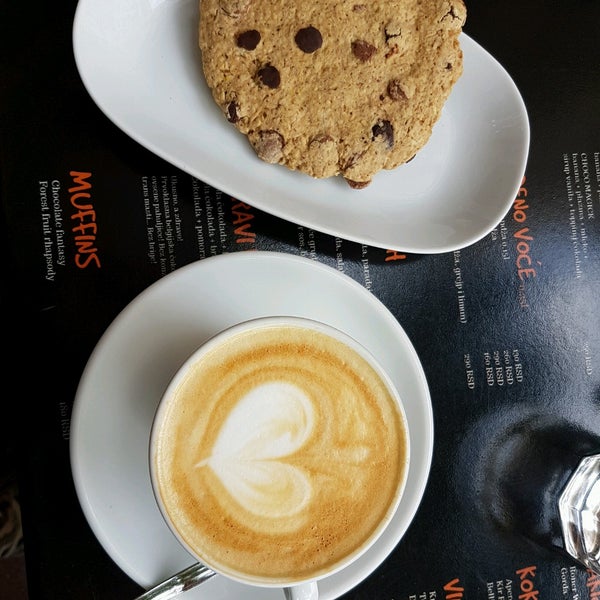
[134,562,216,600]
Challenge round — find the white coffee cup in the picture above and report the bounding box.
[149,316,410,599]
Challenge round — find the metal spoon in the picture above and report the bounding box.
[133,561,319,599]
[134,562,216,600]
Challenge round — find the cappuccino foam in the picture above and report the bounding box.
[153,323,408,584]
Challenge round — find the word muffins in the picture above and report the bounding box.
[199,0,466,188]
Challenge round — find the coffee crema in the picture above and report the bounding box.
[152,322,408,584]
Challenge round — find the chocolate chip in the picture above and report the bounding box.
[372,120,394,149]
[257,64,280,89]
[295,26,322,53]
[352,40,377,62]
[236,29,260,50]
[345,178,371,189]
[226,101,240,123]
[387,80,407,101]
[385,45,399,59]
[253,130,284,163]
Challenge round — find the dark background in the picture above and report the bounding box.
[1,0,599,598]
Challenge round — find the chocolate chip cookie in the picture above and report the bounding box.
[199,0,466,188]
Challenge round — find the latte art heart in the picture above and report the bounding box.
[197,382,315,523]
[153,323,408,584]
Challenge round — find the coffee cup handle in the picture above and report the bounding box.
[284,581,319,600]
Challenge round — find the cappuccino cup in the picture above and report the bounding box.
[149,316,410,599]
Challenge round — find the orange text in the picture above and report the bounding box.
[588,568,600,599]
[444,578,464,599]
[231,199,256,248]
[385,249,407,261]
[69,171,100,269]
[512,177,536,282]
[516,565,539,600]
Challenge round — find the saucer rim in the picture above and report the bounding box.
[70,252,434,599]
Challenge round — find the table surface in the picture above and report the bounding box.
[1,1,599,599]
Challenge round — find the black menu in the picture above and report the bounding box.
[1,1,599,599]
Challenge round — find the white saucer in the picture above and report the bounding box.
[72,0,529,253]
[70,252,433,599]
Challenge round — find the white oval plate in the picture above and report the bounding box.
[72,0,529,254]
[70,252,433,599]
[73,0,529,253]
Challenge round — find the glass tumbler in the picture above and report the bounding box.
[485,423,600,577]
[559,453,600,574]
